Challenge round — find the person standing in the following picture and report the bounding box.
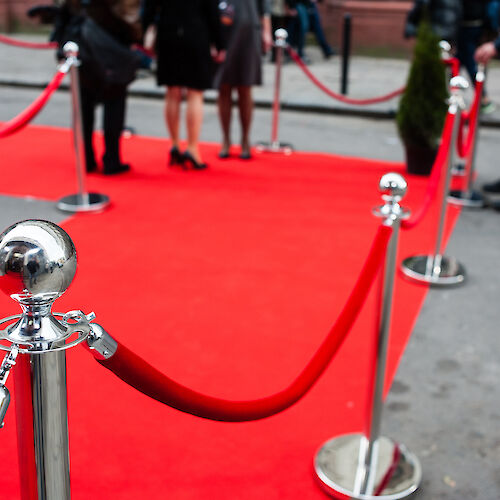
[214,0,272,159]
[52,0,142,175]
[142,0,225,170]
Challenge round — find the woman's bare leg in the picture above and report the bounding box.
[166,86,182,149]
[237,85,253,156]
[185,89,204,163]
[218,84,233,156]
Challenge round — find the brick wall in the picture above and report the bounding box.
[319,0,414,53]
[0,0,41,31]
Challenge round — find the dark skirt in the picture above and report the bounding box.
[156,25,215,90]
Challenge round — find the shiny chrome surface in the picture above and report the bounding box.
[57,192,110,213]
[401,86,467,287]
[31,350,71,499]
[0,220,94,499]
[372,173,410,222]
[57,44,110,213]
[0,347,18,427]
[86,323,118,360]
[274,28,288,48]
[401,255,465,286]
[316,176,421,498]
[315,434,422,499]
[447,189,485,208]
[0,312,92,353]
[0,220,76,305]
[256,29,293,155]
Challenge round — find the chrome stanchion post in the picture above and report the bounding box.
[0,220,97,499]
[401,77,468,286]
[256,29,293,154]
[57,42,110,213]
[448,65,485,207]
[315,174,421,499]
[439,40,466,177]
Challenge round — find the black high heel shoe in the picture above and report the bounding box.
[183,151,208,170]
[169,146,185,167]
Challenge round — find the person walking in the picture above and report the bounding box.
[214,0,272,159]
[142,0,225,170]
[52,0,142,175]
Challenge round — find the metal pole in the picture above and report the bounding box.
[14,350,71,500]
[314,174,421,499]
[341,13,351,95]
[57,42,110,213]
[0,220,95,500]
[68,46,89,206]
[448,66,485,208]
[401,77,468,286]
[256,30,293,154]
[271,29,285,146]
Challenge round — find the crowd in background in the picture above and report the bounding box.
[25,0,500,192]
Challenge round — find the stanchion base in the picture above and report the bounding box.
[256,141,293,155]
[57,192,110,213]
[447,189,485,208]
[401,255,465,286]
[451,162,466,176]
[314,434,421,499]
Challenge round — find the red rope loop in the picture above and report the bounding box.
[401,109,456,230]
[287,47,405,105]
[443,57,460,78]
[94,224,393,422]
[0,33,57,50]
[456,78,483,159]
[0,69,67,139]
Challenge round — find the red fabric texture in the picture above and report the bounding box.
[97,225,392,421]
[0,126,461,499]
[401,109,456,230]
[443,57,460,77]
[0,34,57,49]
[0,70,66,138]
[288,47,404,105]
[13,355,38,500]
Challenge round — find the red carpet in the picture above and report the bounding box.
[0,125,460,499]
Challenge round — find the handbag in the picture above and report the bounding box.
[78,17,141,87]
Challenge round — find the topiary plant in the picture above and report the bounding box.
[396,16,449,175]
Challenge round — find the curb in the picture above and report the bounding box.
[2,78,500,127]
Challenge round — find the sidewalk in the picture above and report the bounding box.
[2,34,500,125]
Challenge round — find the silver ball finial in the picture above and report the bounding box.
[0,220,77,306]
[63,41,79,59]
[439,40,451,54]
[379,173,407,200]
[449,75,469,91]
[275,28,288,45]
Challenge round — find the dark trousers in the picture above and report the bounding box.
[80,83,127,171]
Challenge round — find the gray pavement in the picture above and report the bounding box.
[0,33,500,500]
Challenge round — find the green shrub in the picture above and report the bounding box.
[396,18,449,149]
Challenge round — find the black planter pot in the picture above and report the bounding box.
[404,143,438,176]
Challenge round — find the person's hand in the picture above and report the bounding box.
[211,48,226,63]
[285,7,297,16]
[262,30,273,54]
[143,25,157,52]
[475,42,497,64]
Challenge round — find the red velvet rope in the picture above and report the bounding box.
[401,109,456,230]
[287,47,405,105]
[443,57,460,78]
[456,79,483,159]
[0,33,57,49]
[0,70,66,139]
[95,224,393,422]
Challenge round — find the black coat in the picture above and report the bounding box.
[143,0,225,89]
